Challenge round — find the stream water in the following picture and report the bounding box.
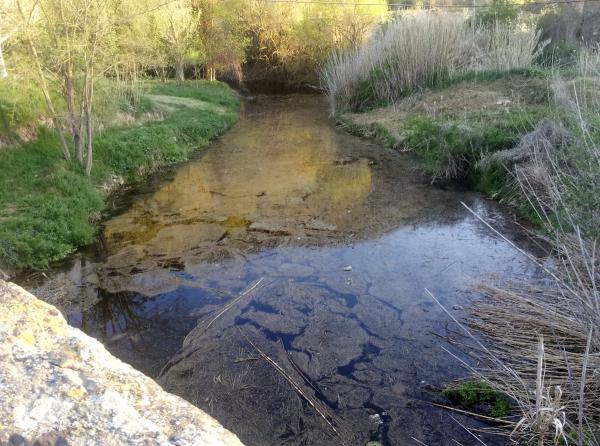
[26,95,538,445]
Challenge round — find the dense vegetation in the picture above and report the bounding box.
[328,9,600,445]
[0,81,239,269]
[0,0,391,270]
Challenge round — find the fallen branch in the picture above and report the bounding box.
[429,402,515,425]
[201,277,265,332]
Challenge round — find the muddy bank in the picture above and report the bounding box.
[22,95,539,445]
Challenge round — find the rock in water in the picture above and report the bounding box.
[0,280,243,446]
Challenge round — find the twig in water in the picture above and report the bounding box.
[201,277,266,332]
[449,414,489,446]
[429,402,515,425]
[240,330,347,445]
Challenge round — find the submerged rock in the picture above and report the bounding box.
[0,280,243,446]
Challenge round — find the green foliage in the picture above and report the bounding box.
[0,81,239,269]
[0,78,51,135]
[443,381,511,418]
[490,397,511,418]
[551,137,600,239]
[348,68,387,112]
[0,129,101,267]
[473,0,518,26]
[536,41,579,69]
[397,108,548,183]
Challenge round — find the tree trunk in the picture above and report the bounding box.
[84,73,94,176]
[0,43,7,78]
[204,65,216,81]
[84,106,93,176]
[59,0,83,163]
[175,61,185,81]
[16,0,71,160]
[27,38,71,160]
[64,70,83,162]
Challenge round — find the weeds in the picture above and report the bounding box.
[460,52,600,445]
[443,380,512,418]
[398,108,548,183]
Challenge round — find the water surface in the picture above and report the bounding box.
[29,95,536,445]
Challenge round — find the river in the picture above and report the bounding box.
[25,95,537,445]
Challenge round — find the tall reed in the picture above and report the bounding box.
[322,11,543,113]
[464,48,600,445]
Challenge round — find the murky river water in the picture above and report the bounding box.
[26,95,538,445]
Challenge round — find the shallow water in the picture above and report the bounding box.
[27,95,537,445]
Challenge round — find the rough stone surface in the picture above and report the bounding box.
[0,280,243,446]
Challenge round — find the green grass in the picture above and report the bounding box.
[0,78,49,138]
[397,107,551,186]
[443,381,512,418]
[0,80,240,269]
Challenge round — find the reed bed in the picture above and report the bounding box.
[321,11,543,113]
[462,50,600,445]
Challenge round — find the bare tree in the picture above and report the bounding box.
[0,32,14,78]
[16,0,72,160]
[14,0,118,171]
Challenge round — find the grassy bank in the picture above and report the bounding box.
[0,81,240,270]
[338,70,552,199]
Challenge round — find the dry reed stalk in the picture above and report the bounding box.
[200,277,265,332]
[432,188,600,443]
[322,11,543,113]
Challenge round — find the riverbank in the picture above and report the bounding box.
[0,81,240,271]
[29,94,537,445]
[337,69,552,200]
[335,64,600,443]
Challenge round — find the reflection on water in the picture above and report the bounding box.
[27,95,537,446]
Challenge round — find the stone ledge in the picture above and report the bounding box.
[0,280,243,446]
